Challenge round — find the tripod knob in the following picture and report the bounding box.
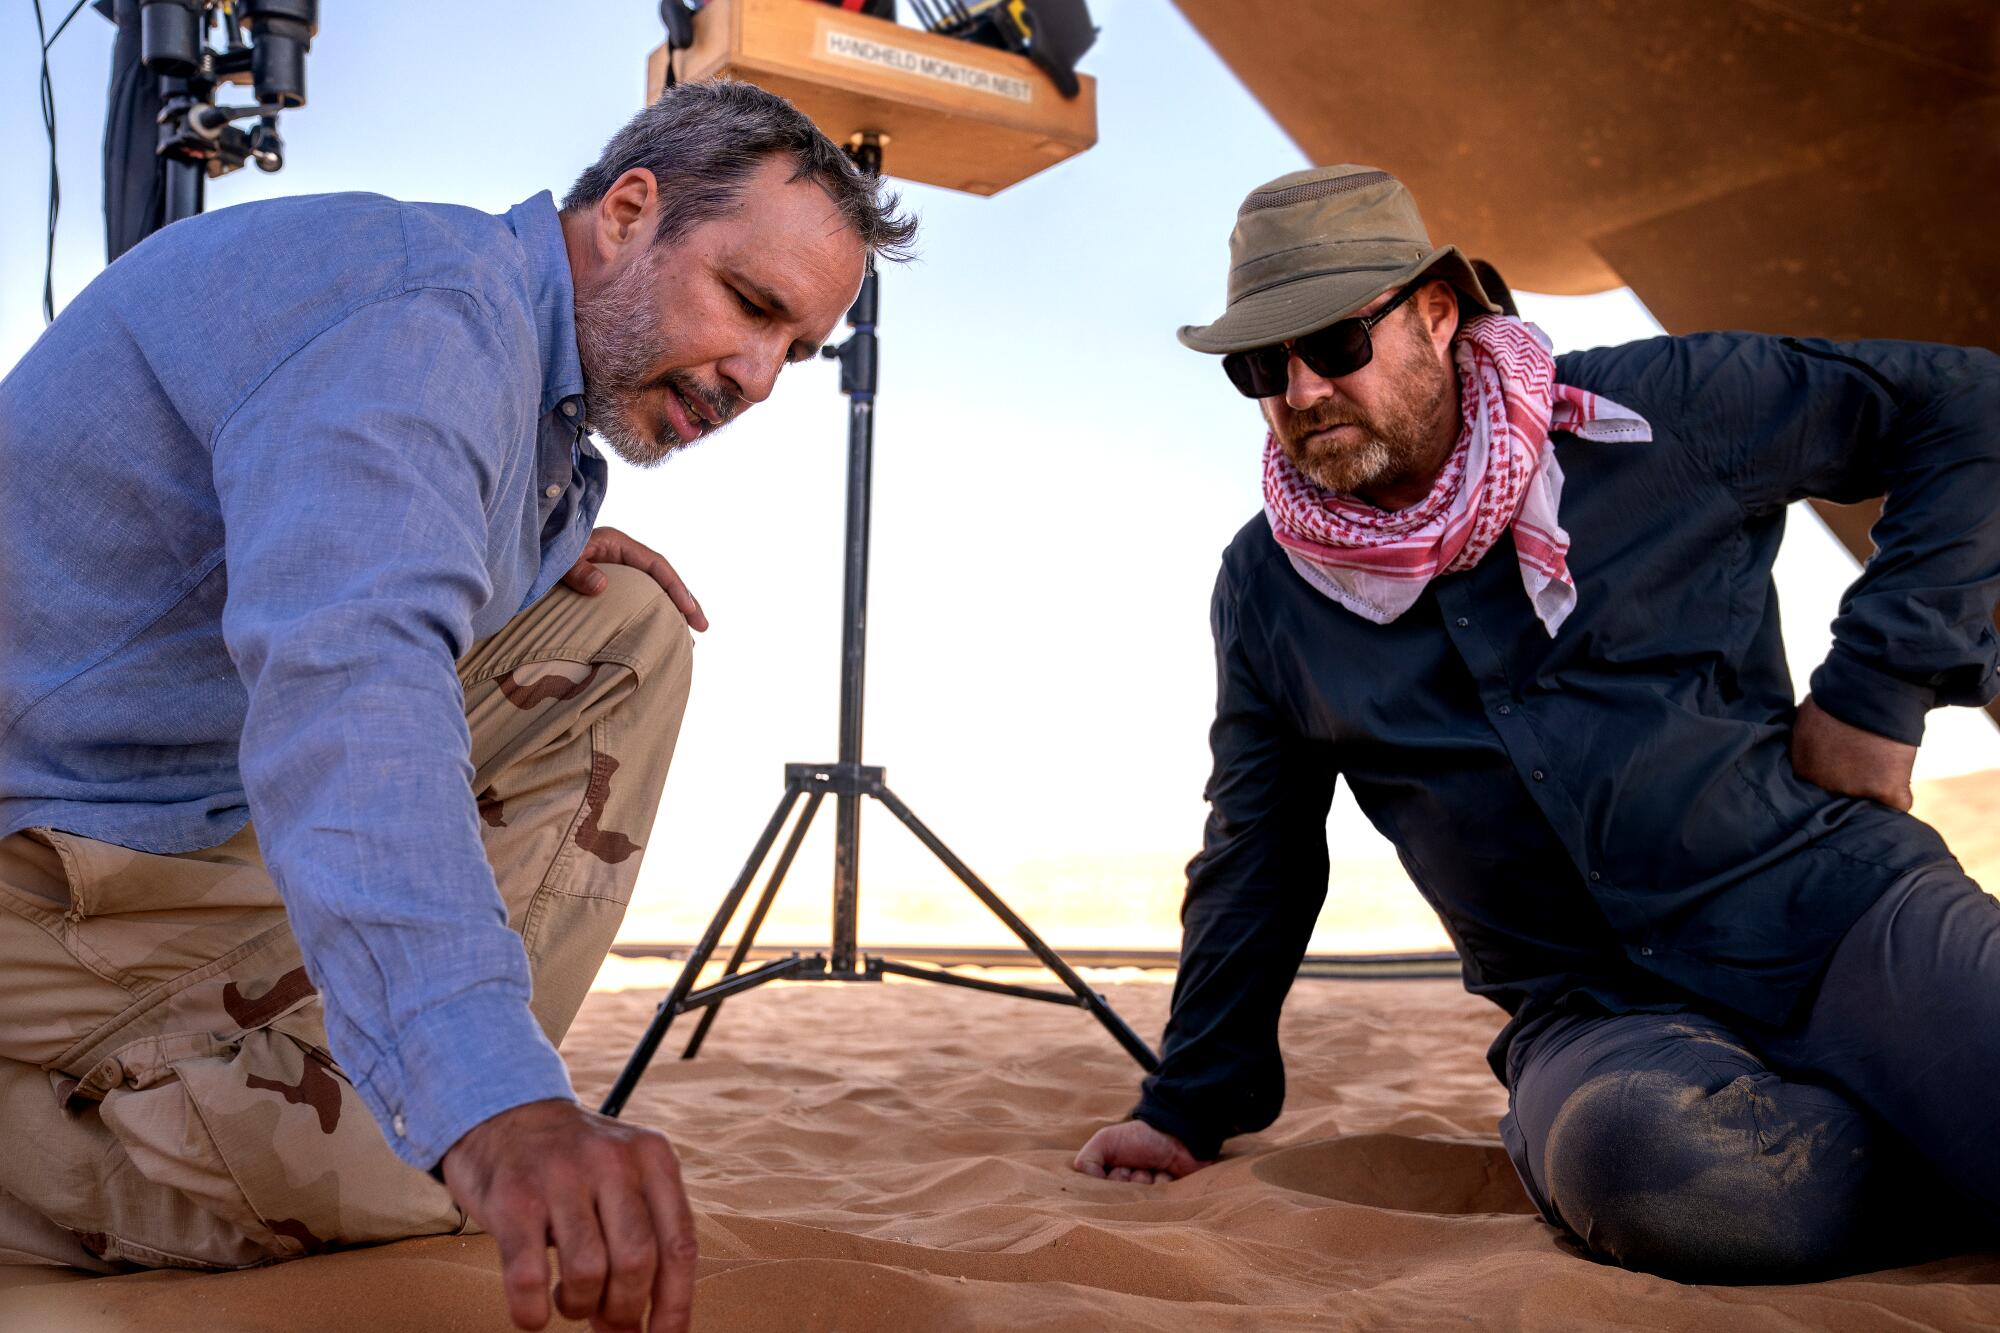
[250,120,285,172]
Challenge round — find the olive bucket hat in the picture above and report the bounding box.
[1178,164,1500,355]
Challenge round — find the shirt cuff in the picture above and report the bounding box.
[1131,1091,1225,1163]
[346,982,576,1170]
[1809,646,1936,747]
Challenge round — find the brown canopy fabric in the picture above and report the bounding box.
[1173,0,2000,725]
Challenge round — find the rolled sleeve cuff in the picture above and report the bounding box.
[1131,1091,1225,1163]
[1809,646,1937,747]
[347,983,576,1170]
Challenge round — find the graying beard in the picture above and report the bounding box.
[573,249,675,466]
[1301,439,1394,494]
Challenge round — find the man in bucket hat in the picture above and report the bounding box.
[1074,164,2000,1281]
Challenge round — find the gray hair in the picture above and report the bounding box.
[562,80,918,261]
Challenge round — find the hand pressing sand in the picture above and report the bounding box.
[1072,1118,1212,1184]
[441,1098,696,1333]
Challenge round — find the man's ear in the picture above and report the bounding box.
[1419,280,1459,356]
[593,168,660,260]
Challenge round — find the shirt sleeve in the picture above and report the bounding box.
[211,289,574,1169]
[1132,561,1337,1160]
[1673,332,2000,745]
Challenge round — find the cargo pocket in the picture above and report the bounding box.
[93,1023,466,1260]
[60,958,468,1264]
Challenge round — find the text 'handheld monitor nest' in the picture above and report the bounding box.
[647,0,1097,195]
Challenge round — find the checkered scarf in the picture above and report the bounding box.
[1262,315,1651,635]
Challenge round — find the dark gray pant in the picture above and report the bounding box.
[1499,861,2000,1282]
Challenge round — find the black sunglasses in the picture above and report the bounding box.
[1222,278,1423,399]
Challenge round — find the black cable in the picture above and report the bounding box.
[35,0,94,324]
[47,0,90,43]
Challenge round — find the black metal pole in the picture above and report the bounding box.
[681,789,827,1058]
[874,785,1161,1072]
[162,158,202,225]
[598,782,805,1116]
[160,72,203,227]
[829,138,883,976]
[603,137,1161,1093]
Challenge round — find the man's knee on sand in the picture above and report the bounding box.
[1541,1065,1876,1281]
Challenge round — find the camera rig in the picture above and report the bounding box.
[134,0,316,218]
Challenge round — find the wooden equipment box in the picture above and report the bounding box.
[645,0,1097,196]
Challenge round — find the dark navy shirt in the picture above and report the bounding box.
[1135,332,2000,1160]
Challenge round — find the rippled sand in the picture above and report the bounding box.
[4,767,1994,1329]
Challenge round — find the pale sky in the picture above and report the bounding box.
[7,1,1994,956]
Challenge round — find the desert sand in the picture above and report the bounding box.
[3,768,1997,1331]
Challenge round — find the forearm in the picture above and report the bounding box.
[1789,340,2000,742]
[237,614,573,1166]
[1135,810,1329,1158]
[1141,563,1337,1157]
[212,289,566,1166]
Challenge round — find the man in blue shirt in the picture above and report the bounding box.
[0,80,914,1331]
[1075,165,2000,1281]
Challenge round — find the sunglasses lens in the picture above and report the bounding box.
[1223,348,1287,399]
[1297,321,1373,380]
[1221,314,1381,399]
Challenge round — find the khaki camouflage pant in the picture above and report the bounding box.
[0,565,692,1272]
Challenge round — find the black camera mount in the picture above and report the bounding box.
[136,0,315,223]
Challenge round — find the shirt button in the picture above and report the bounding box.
[1640,946,1654,957]
[560,400,579,418]
[1589,870,1601,882]
[1532,769,1545,782]
[545,484,562,499]
[1497,704,1512,715]
[392,1113,407,1137]
[1455,617,1470,628]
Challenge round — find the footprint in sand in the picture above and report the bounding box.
[1251,1134,1537,1216]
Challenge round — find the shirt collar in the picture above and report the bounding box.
[504,191,587,420]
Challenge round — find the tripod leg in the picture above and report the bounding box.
[872,785,1161,1073]
[681,790,826,1059]
[600,782,806,1117]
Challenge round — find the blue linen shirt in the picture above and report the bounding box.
[0,190,609,1167]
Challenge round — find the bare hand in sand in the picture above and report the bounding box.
[440,1098,696,1333]
[1791,694,1917,812]
[1073,1119,1209,1184]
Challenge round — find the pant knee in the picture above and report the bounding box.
[1544,1068,1871,1281]
[589,565,694,696]
[590,564,689,637]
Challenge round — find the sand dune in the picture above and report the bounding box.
[6,966,1997,1330]
[5,768,1996,1328]
[1914,767,2000,883]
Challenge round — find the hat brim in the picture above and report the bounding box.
[1177,246,1501,355]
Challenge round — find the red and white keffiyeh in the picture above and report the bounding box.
[1263,315,1652,635]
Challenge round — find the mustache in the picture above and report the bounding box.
[1278,401,1373,442]
[651,369,743,428]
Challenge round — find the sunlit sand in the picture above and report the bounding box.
[4,769,1993,1329]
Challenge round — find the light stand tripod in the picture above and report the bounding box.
[600,139,1158,1117]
